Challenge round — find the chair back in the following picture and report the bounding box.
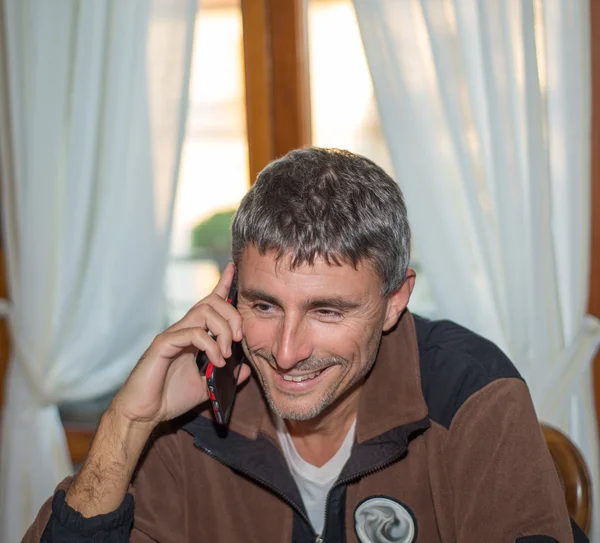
[541,423,592,534]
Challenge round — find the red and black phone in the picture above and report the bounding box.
[195,278,244,425]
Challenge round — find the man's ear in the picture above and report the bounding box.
[383,269,416,332]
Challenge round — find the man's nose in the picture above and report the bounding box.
[272,316,313,370]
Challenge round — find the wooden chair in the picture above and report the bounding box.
[541,423,592,534]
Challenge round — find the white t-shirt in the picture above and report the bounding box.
[276,416,357,536]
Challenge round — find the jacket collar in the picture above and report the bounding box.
[355,310,428,442]
[185,310,428,445]
[181,311,430,531]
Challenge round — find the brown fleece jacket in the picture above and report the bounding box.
[24,312,575,542]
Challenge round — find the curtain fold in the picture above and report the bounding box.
[0,1,196,540]
[354,0,599,538]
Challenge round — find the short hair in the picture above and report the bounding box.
[231,147,411,295]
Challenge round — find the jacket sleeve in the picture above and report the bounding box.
[22,424,187,543]
[21,476,139,543]
[444,377,581,543]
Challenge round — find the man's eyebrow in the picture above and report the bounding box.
[240,288,282,307]
[240,288,362,311]
[303,297,362,311]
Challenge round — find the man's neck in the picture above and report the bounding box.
[283,386,360,467]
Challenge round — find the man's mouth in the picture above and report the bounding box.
[271,365,336,392]
[280,370,324,382]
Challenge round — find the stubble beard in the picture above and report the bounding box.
[249,338,381,421]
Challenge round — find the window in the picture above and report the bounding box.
[166,0,249,324]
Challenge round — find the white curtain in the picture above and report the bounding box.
[354,0,600,537]
[0,1,196,540]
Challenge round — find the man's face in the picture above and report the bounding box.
[236,246,408,421]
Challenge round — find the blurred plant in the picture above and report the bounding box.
[190,208,237,271]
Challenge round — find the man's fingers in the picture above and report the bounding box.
[156,327,227,367]
[212,262,235,300]
[167,303,241,353]
[193,304,233,358]
[166,297,243,343]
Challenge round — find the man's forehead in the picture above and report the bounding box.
[237,246,382,291]
[240,246,353,273]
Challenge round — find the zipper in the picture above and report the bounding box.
[195,443,320,541]
[195,418,428,543]
[319,446,408,542]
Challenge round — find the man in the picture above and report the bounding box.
[25,148,585,542]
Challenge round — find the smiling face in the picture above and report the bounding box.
[236,246,412,421]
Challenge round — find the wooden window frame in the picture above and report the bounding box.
[241,0,311,183]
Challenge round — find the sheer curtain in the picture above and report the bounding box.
[0,1,196,540]
[354,0,599,537]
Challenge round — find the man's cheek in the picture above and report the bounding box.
[241,313,263,336]
[317,322,371,355]
[242,318,276,352]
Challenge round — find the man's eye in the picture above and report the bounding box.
[315,309,342,318]
[253,303,273,313]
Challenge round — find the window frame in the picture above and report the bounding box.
[241,0,311,183]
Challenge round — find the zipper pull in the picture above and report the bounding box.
[315,537,324,543]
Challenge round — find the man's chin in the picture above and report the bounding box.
[251,363,346,420]
[259,369,367,422]
[256,378,328,420]
[267,396,328,421]
[263,381,344,421]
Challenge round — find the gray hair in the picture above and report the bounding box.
[231,148,411,295]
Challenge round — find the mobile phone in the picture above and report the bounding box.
[195,278,244,425]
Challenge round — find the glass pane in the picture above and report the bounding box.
[308,0,437,318]
[166,0,249,324]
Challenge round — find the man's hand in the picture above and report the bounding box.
[111,262,250,427]
[65,263,251,517]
